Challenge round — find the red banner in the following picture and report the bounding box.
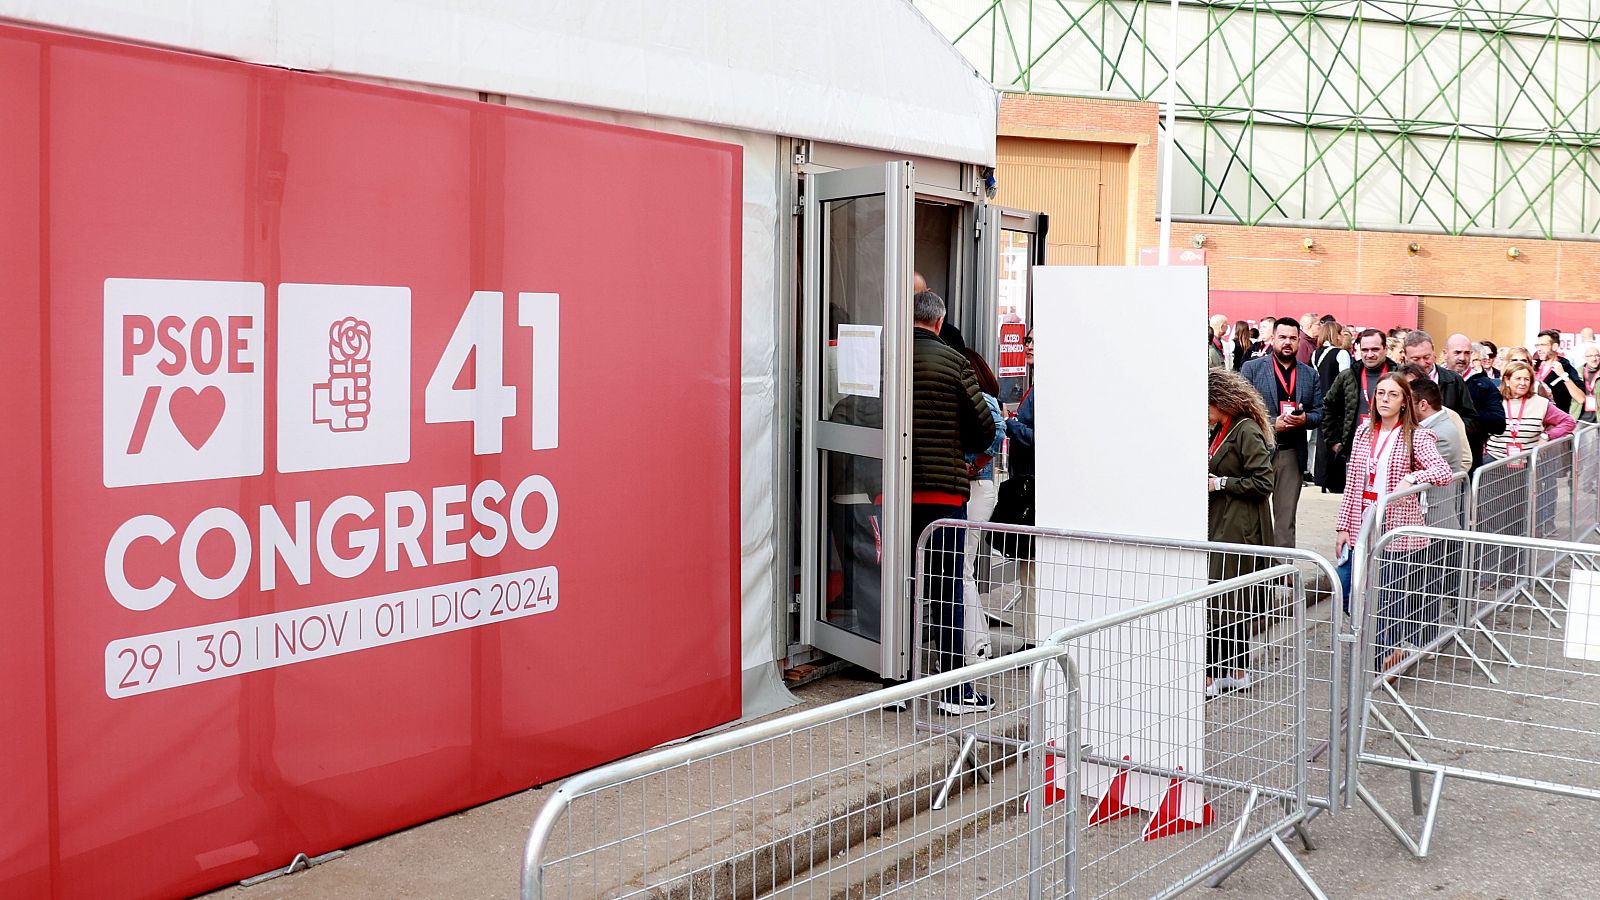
[998,323,1029,376]
[0,23,740,899]
[1208,290,1420,333]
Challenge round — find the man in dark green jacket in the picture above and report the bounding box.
[910,289,997,715]
[1319,328,1395,490]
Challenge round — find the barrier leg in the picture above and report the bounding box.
[1202,787,1259,888]
[1518,585,1562,630]
[931,734,981,811]
[1380,680,1435,740]
[1369,705,1427,764]
[1355,766,1446,859]
[239,851,345,887]
[1268,833,1330,900]
[1281,795,1316,851]
[1451,633,1501,684]
[1471,621,1520,668]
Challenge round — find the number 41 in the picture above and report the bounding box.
[424,291,559,454]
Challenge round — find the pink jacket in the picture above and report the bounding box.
[1337,423,1455,552]
[1542,402,1577,440]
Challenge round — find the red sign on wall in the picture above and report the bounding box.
[998,323,1029,376]
[0,23,740,899]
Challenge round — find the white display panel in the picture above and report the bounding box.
[1032,264,1211,824]
[1032,265,1209,540]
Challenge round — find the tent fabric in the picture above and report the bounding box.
[0,0,998,166]
[490,98,793,722]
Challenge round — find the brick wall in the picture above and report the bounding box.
[1170,222,1600,303]
[995,93,1600,308]
[996,93,1159,263]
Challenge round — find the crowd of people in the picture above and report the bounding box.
[879,289,1597,706]
[1206,313,1593,684]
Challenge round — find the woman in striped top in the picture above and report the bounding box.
[1485,361,1576,462]
[1488,360,1577,541]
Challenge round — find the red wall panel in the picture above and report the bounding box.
[1,23,740,899]
[1210,290,1419,333]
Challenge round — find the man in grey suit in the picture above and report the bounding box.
[1408,372,1468,645]
[1240,319,1325,547]
[1404,369,1471,475]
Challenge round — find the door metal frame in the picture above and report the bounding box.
[975,205,1049,376]
[799,160,916,676]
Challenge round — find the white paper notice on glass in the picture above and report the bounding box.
[836,324,883,398]
[1564,569,1600,661]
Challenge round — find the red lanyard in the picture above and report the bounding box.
[1209,417,1232,458]
[1274,361,1297,398]
[1212,337,1224,355]
[1511,397,1530,441]
[1586,368,1597,396]
[1367,422,1398,489]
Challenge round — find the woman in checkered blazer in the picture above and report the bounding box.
[1334,373,1455,673]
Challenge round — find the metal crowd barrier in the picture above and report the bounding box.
[1340,424,1600,856]
[1348,525,1600,858]
[520,563,1321,899]
[1465,430,1591,598]
[520,643,1081,899]
[1341,470,1470,802]
[1575,424,1600,543]
[517,427,1600,896]
[913,521,1335,899]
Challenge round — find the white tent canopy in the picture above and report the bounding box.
[0,0,998,166]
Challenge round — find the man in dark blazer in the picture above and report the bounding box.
[1241,319,1324,547]
[1401,330,1479,452]
[1443,332,1505,468]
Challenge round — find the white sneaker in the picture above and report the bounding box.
[1214,672,1253,693]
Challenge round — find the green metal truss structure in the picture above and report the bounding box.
[916,0,1600,238]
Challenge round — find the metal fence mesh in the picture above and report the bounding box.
[1353,527,1600,855]
[915,524,1327,897]
[1576,427,1600,543]
[523,646,1079,899]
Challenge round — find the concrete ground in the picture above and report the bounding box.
[207,486,1599,900]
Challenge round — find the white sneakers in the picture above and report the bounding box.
[1205,672,1254,698]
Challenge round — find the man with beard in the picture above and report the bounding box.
[1535,328,1583,414]
[1241,319,1324,547]
[1318,328,1394,492]
[1443,332,1506,468]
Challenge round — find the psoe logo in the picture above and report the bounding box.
[104,279,560,488]
[103,279,265,487]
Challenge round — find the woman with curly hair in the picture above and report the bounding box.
[1206,368,1276,695]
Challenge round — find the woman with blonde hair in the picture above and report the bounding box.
[1484,361,1574,464]
[1489,360,1577,540]
[1501,347,1552,398]
[1206,368,1275,695]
